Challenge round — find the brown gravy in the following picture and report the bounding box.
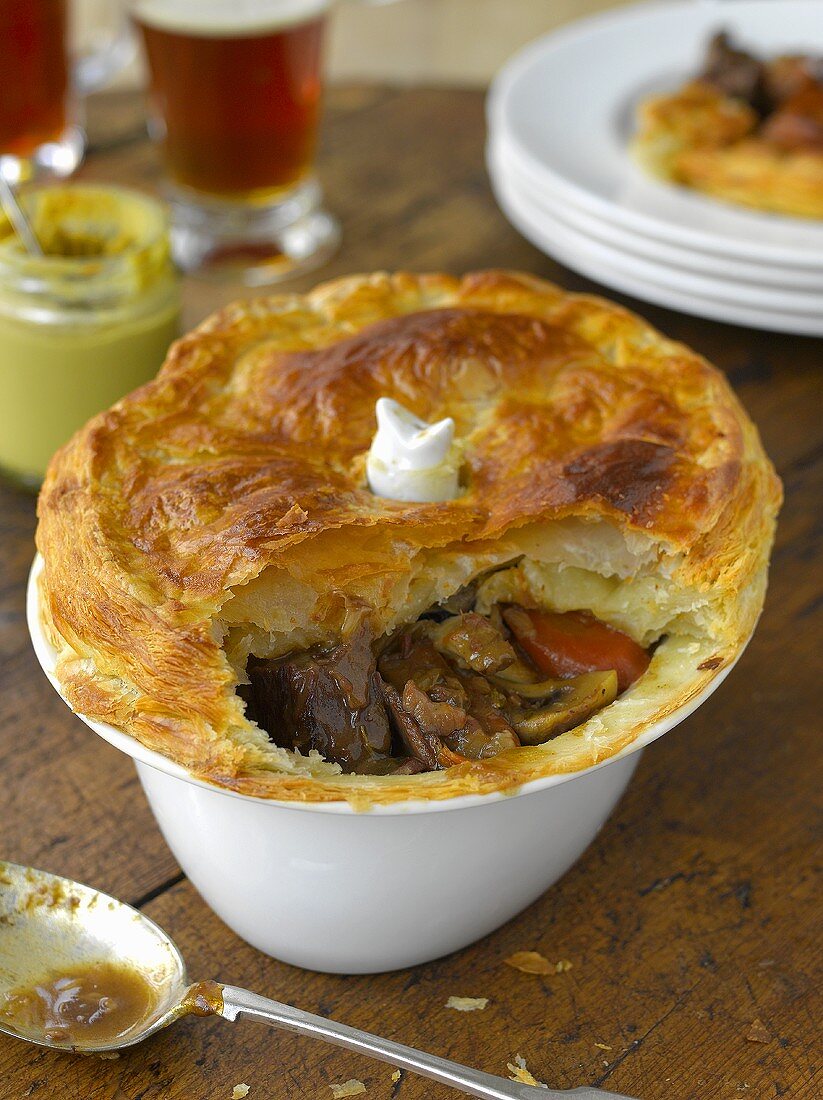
[0,961,158,1046]
[180,979,224,1018]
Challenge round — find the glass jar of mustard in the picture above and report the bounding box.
[0,184,182,489]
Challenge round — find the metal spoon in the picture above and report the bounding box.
[0,862,636,1100]
[0,178,43,255]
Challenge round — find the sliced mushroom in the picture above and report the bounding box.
[486,605,547,685]
[446,721,519,760]
[419,581,478,623]
[402,680,467,737]
[488,673,566,700]
[402,675,520,761]
[489,658,543,686]
[511,670,618,746]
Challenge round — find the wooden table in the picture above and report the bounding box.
[0,88,820,1100]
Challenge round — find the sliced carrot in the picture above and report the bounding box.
[504,607,650,693]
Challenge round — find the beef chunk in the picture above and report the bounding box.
[401,680,467,738]
[390,757,430,775]
[380,680,441,770]
[760,79,823,152]
[379,631,520,764]
[701,32,769,114]
[429,611,519,675]
[765,55,823,106]
[379,635,458,695]
[246,631,394,774]
[444,670,520,759]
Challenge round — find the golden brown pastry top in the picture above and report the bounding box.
[36,271,781,806]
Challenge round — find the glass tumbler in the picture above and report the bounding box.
[0,1,134,184]
[131,0,394,285]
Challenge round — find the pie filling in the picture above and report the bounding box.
[697,32,823,153]
[239,580,651,776]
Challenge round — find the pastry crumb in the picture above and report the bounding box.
[504,951,553,975]
[97,1052,120,1061]
[330,1081,366,1098]
[594,1042,612,1051]
[507,1054,548,1088]
[555,959,573,973]
[232,1086,250,1099]
[446,996,489,1012]
[391,1070,401,1083]
[745,1019,772,1044]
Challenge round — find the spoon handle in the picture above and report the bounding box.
[218,985,636,1100]
[0,178,43,255]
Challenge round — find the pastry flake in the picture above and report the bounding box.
[329,1082,366,1098]
[446,996,489,1012]
[507,1054,548,1088]
[503,951,554,976]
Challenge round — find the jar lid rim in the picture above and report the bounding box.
[0,183,171,277]
[0,184,175,308]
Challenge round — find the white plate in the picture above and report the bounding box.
[489,144,823,313]
[491,130,823,292]
[491,165,823,336]
[488,0,823,269]
[493,166,823,334]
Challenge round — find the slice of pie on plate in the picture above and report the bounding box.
[633,31,823,220]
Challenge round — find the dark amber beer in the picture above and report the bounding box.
[0,0,70,159]
[133,1,327,200]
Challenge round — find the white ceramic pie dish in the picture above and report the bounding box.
[27,555,735,973]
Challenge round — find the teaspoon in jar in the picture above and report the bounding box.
[0,178,43,256]
[0,861,637,1100]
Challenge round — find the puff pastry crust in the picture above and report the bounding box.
[36,271,781,807]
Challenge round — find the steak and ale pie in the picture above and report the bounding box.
[36,271,781,806]
[633,31,823,219]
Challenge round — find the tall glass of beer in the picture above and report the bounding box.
[0,1,133,184]
[131,0,341,284]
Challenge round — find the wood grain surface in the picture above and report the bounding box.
[0,88,820,1100]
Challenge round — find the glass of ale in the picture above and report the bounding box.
[131,0,343,285]
[0,1,133,185]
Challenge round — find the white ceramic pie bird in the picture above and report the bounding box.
[367,397,460,502]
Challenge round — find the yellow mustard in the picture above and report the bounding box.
[0,184,181,488]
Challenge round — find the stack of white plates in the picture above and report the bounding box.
[487,0,823,336]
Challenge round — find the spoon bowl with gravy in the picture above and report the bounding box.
[0,861,635,1100]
